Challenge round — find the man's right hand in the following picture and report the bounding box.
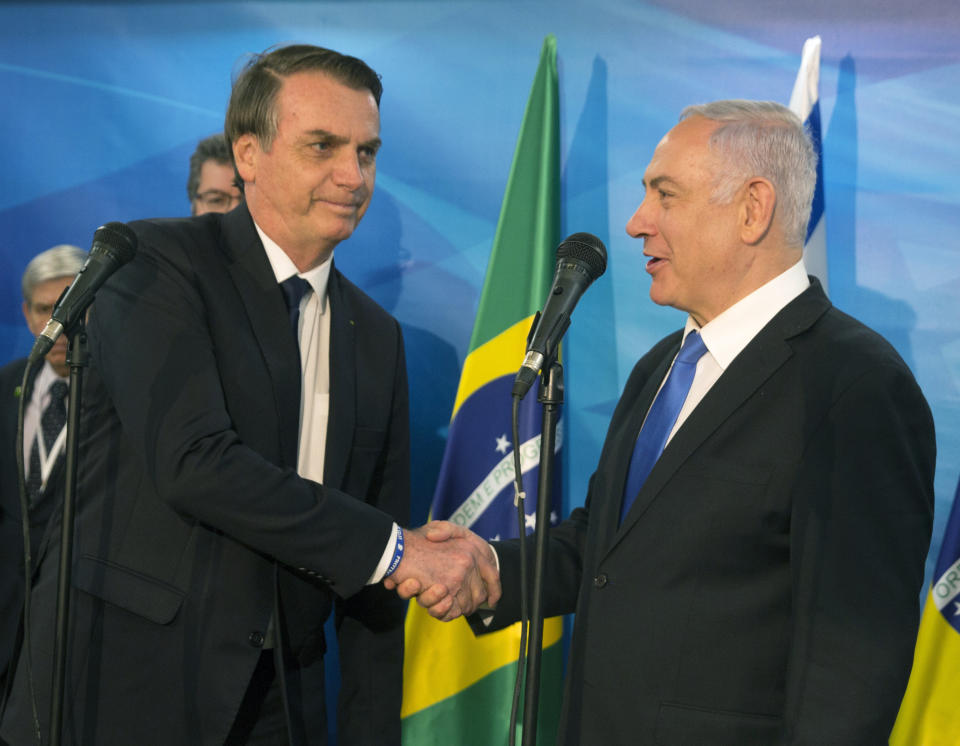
[383,522,500,621]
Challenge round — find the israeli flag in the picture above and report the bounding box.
[789,35,828,294]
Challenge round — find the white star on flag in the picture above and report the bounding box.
[495,434,511,454]
[525,512,537,531]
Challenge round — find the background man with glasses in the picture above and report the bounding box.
[187,132,242,215]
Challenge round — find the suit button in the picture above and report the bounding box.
[593,574,608,588]
[248,630,265,648]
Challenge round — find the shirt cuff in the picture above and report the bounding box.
[478,543,500,622]
[367,521,400,584]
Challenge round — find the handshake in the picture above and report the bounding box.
[384,521,501,622]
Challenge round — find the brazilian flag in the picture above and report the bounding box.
[401,35,563,745]
[892,475,960,745]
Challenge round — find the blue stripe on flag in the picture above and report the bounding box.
[430,375,561,541]
[805,101,825,244]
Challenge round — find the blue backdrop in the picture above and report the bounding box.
[2,0,958,736]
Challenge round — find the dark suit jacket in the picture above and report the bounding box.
[1,204,410,745]
[0,358,65,694]
[482,280,935,745]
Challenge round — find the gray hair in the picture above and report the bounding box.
[22,244,87,304]
[187,133,233,202]
[680,100,817,248]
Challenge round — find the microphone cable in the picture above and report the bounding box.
[509,393,529,746]
[13,360,45,745]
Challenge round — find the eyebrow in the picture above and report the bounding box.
[644,175,681,190]
[304,129,382,151]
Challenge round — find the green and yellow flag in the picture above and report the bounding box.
[401,35,563,745]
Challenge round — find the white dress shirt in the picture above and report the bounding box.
[665,259,811,445]
[257,225,397,585]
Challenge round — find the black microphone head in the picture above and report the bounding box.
[91,222,138,265]
[557,232,607,280]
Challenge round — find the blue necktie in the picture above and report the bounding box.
[620,331,708,523]
[280,276,312,345]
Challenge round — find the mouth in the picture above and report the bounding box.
[316,197,360,213]
[644,255,667,273]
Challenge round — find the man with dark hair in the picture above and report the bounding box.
[0,245,86,702]
[406,100,935,744]
[187,133,241,215]
[1,44,496,746]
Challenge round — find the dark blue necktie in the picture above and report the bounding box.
[620,331,708,523]
[280,276,312,345]
[26,379,69,504]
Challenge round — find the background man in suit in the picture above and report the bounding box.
[0,244,86,699]
[187,132,242,216]
[1,44,496,745]
[405,100,936,744]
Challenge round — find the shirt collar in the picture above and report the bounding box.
[255,222,332,314]
[32,360,67,404]
[684,259,810,370]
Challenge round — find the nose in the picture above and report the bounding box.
[625,196,655,239]
[333,152,366,191]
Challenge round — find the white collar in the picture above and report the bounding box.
[255,222,333,314]
[34,361,68,400]
[685,259,810,370]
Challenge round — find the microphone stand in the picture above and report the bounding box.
[50,317,87,746]
[521,359,563,746]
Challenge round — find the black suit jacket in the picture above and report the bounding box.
[483,281,935,745]
[0,358,65,694]
[1,204,410,745]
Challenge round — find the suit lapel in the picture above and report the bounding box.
[593,340,678,550]
[220,205,302,467]
[611,280,832,546]
[32,450,65,567]
[323,267,356,490]
[2,361,31,470]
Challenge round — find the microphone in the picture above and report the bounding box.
[28,222,138,365]
[512,232,607,399]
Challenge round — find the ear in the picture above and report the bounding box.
[21,300,30,326]
[232,134,259,184]
[739,177,776,245]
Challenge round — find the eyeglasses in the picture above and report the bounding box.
[194,190,241,211]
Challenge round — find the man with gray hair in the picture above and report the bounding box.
[0,244,86,698]
[187,133,242,215]
[414,100,936,744]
